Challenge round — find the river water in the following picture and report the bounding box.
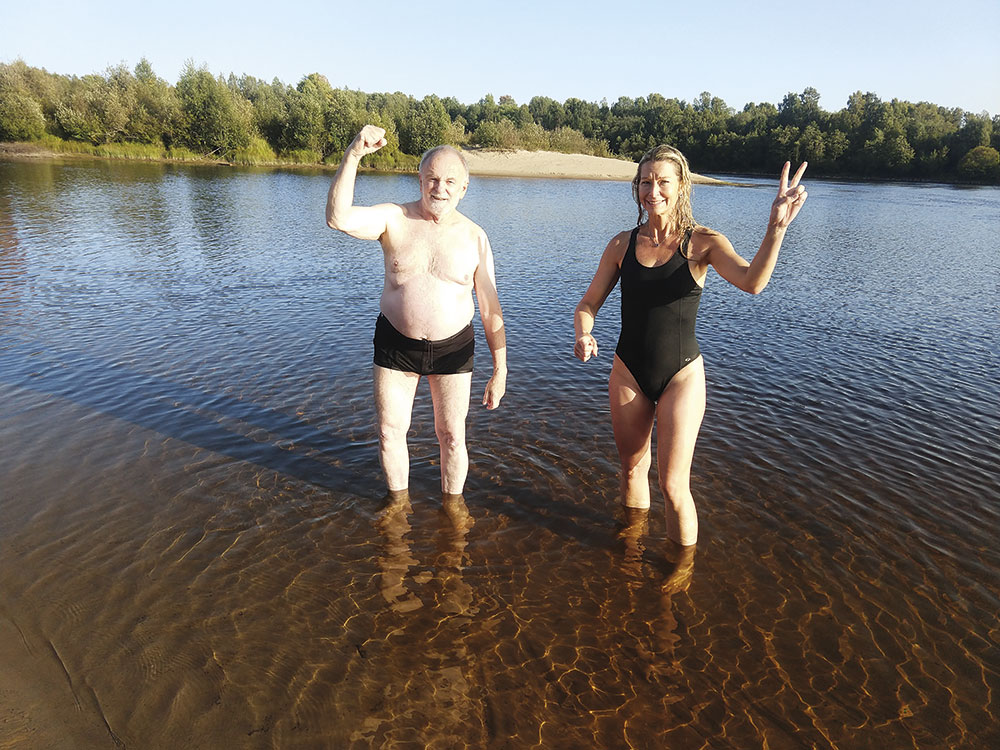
[0,157,997,749]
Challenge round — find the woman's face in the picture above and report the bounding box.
[637,160,681,219]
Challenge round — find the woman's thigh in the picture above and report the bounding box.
[609,355,655,464]
[655,358,706,479]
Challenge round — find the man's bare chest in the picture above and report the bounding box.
[384,226,478,285]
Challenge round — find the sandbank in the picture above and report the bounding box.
[1,141,728,183]
[459,147,727,184]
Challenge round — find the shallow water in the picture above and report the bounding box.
[0,158,997,749]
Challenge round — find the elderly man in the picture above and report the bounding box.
[326,125,507,497]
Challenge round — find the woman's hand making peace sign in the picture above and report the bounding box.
[770,161,809,228]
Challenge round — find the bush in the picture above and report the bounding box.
[0,91,47,141]
[232,135,278,165]
[165,145,204,161]
[282,148,322,164]
[957,145,999,181]
[472,119,518,150]
[362,150,419,171]
[516,122,548,150]
[548,126,589,154]
[93,142,166,160]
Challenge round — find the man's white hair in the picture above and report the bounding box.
[419,145,469,180]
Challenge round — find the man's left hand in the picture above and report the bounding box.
[483,372,506,410]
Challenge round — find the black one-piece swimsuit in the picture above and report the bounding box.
[615,226,703,402]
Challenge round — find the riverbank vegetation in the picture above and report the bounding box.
[1,59,997,183]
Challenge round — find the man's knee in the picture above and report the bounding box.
[378,420,409,446]
[435,423,465,452]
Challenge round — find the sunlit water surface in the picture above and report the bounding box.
[0,158,997,749]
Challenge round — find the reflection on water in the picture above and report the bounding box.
[0,158,997,748]
[375,491,476,617]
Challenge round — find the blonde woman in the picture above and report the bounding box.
[574,146,807,546]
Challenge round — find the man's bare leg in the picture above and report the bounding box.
[428,373,472,495]
[374,365,420,492]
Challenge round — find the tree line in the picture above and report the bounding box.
[1,59,998,182]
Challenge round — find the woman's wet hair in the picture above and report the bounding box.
[632,145,695,236]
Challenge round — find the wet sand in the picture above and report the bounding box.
[0,617,114,748]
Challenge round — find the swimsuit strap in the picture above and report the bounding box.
[678,226,694,260]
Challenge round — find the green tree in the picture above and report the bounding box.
[324,88,367,158]
[824,129,850,166]
[778,87,823,129]
[399,95,450,155]
[128,59,180,145]
[0,60,67,124]
[564,97,600,137]
[283,76,326,154]
[517,121,548,150]
[797,123,826,163]
[54,71,130,144]
[768,125,801,164]
[528,96,565,130]
[861,128,915,173]
[235,75,289,151]
[175,62,253,155]
[950,112,992,168]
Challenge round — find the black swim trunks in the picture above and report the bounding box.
[373,313,475,375]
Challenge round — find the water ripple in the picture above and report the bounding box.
[0,160,997,748]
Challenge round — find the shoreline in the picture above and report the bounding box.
[0,142,729,184]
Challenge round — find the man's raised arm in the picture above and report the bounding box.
[326,125,396,241]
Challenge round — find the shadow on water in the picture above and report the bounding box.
[0,335,629,554]
[0,336,368,495]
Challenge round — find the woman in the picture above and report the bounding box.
[574,146,807,546]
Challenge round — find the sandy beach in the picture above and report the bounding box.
[460,147,725,183]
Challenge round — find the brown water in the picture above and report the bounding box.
[0,159,997,749]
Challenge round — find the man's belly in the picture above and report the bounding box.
[380,281,475,341]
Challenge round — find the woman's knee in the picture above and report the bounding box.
[620,454,650,482]
[659,474,692,507]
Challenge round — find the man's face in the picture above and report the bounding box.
[418,151,469,220]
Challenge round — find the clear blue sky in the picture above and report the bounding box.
[3,0,998,115]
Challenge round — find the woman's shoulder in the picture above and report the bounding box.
[690,225,731,247]
[687,225,731,260]
[604,228,636,256]
[691,225,724,240]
